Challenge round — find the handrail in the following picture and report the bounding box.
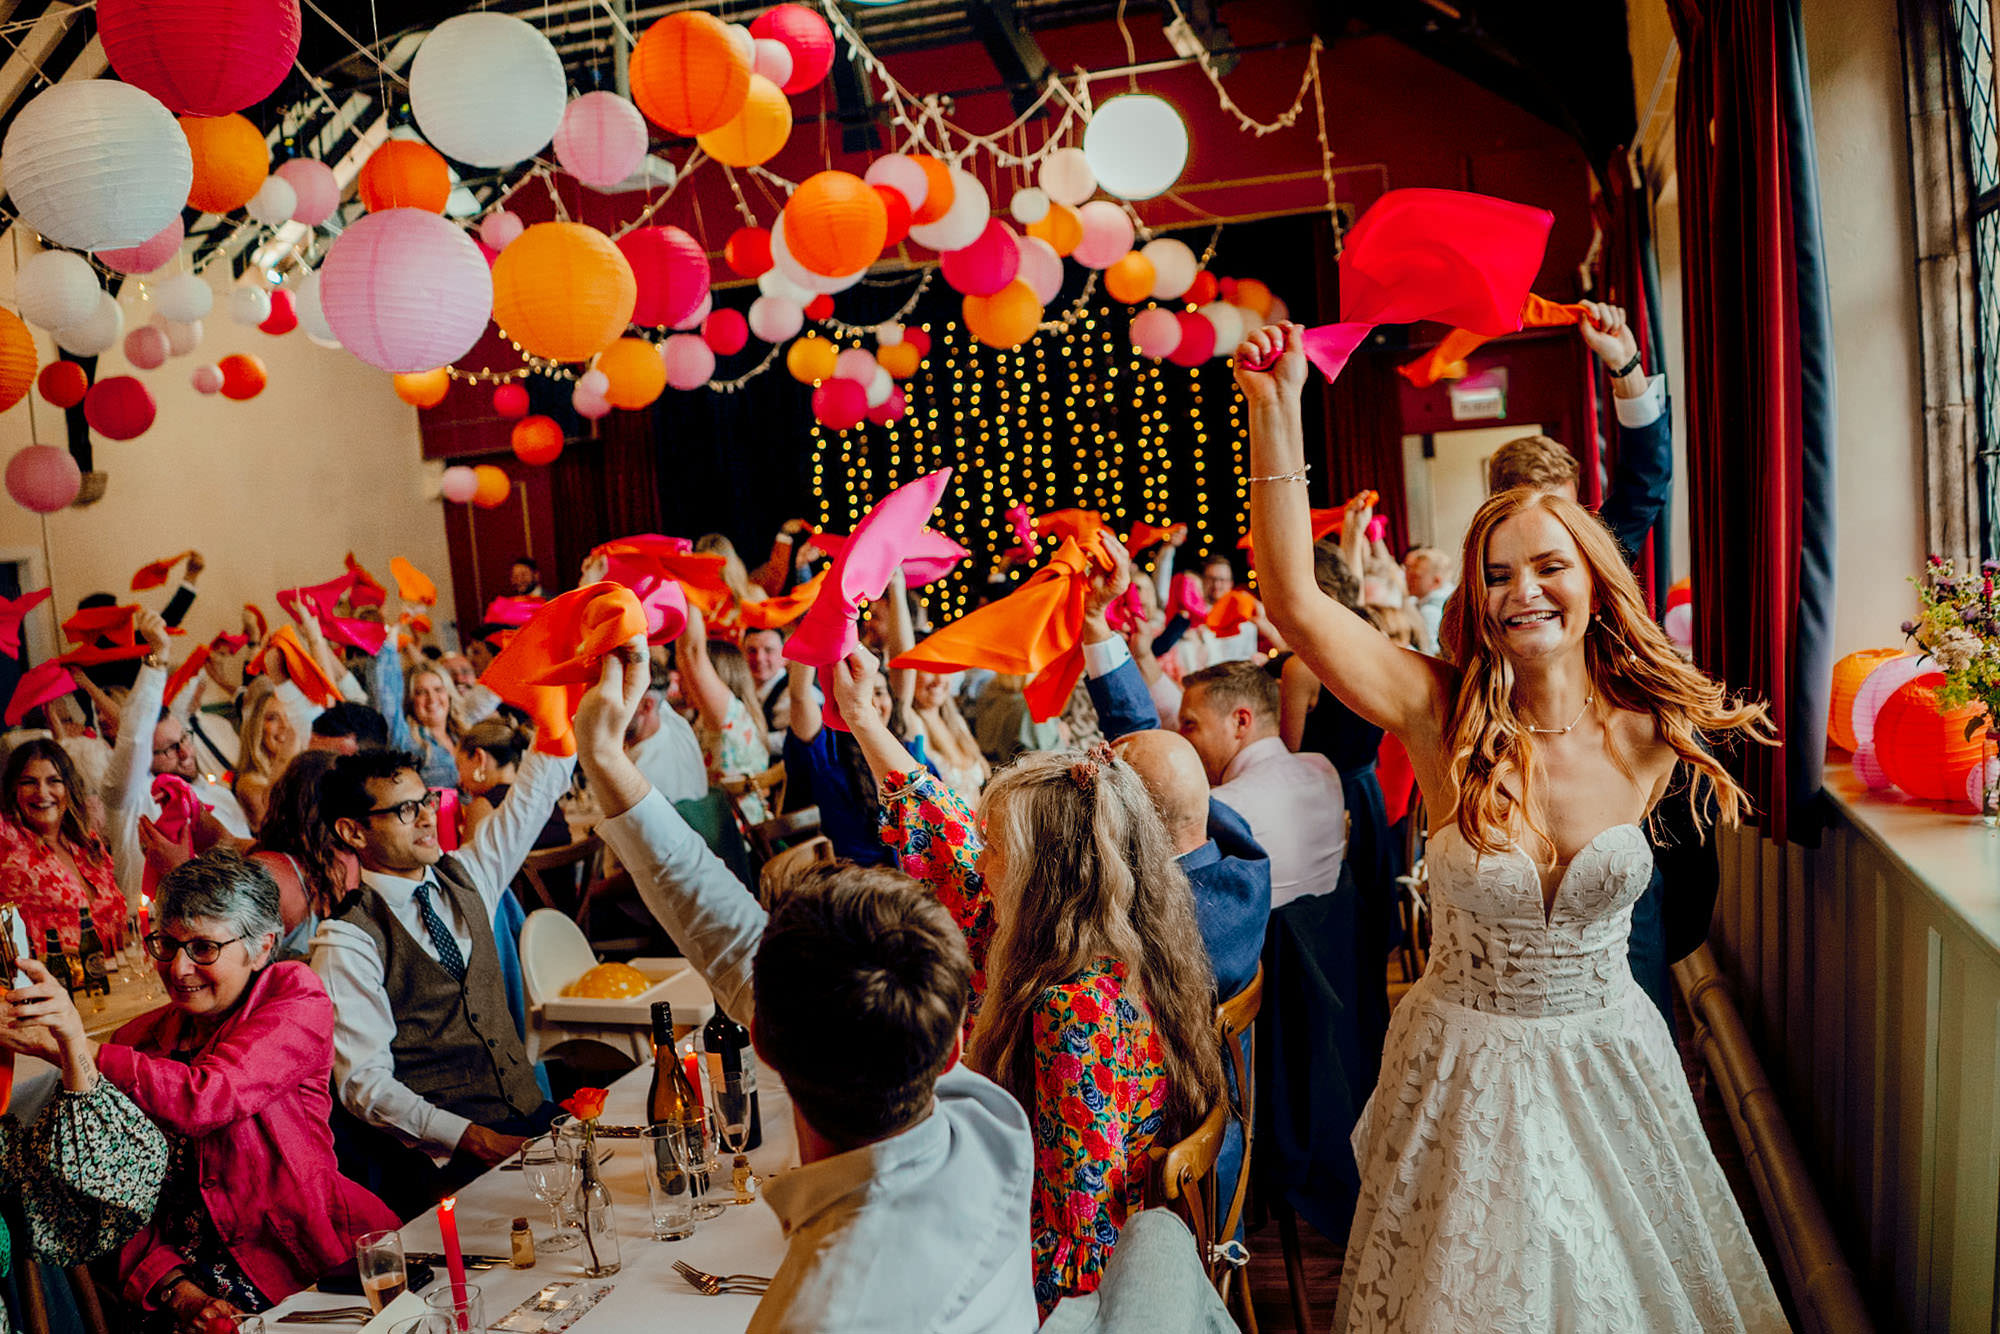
[1674,945,1874,1333]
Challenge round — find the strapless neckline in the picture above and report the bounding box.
[1432,822,1646,926]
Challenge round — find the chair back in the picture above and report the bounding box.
[1214,964,1263,1252]
[519,835,600,915]
[519,908,598,1010]
[1148,1099,1231,1264]
[759,834,834,907]
[722,763,826,863]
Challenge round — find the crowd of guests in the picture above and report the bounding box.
[0,302,1775,1334]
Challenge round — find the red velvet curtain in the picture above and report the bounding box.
[1600,149,1668,612]
[1670,0,1839,843]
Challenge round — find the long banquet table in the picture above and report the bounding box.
[267,1062,798,1330]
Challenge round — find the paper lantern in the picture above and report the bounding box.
[865,155,931,214]
[97,0,301,116]
[661,334,715,391]
[1105,251,1156,304]
[16,252,102,331]
[1130,307,1181,359]
[864,365,892,408]
[411,13,566,167]
[758,265,812,306]
[1167,311,1216,366]
[1010,187,1051,225]
[247,176,296,227]
[617,226,708,329]
[1828,648,1906,752]
[358,140,451,214]
[162,319,205,356]
[1185,271,1219,305]
[703,308,748,355]
[189,363,224,395]
[787,334,838,383]
[476,212,524,254]
[877,322,904,345]
[260,288,298,335]
[579,369,610,397]
[873,185,913,248]
[0,312,30,415]
[5,445,81,513]
[812,376,866,429]
[1855,653,1931,749]
[293,271,338,346]
[2,81,193,251]
[555,92,649,187]
[697,74,791,168]
[908,156,956,225]
[228,285,272,327]
[904,327,932,358]
[876,342,920,379]
[276,158,339,226]
[123,324,171,371]
[471,464,511,508]
[752,38,794,88]
[57,293,126,358]
[151,273,214,324]
[217,353,266,400]
[596,336,668,408]
[38,361,88,409]
[1072,200,1135,270]
[1662,602,1693,649]
[1084,94,1189,200]
[511,415,564,465]
[1026,202,1082,257]
[1142,238,1197,300]
[748,5,834,94]
[748,295,804,344]
[725,227,773,278]
[1000,236,1052,307]
[1235,278,1275,320]
[1876,672,1986,801]
[963,281,1042,349]
[725,23,755,66]
[907,169,989,254]
[182,113,269,214]
[784,172,888,278]
[1853,742,1891,790]
[493,382,529,418]
[1039,148,1096,206]
[834,348,878,383]
[394,368,451,407]
[630,11,751,136]
[804,293,835,321]
[321,208,494,373]
[867,384,907,425]
[439,466,479,503]
[84,375,156,439]
[572,385,612,420]
[678,292,713,333]
[96,216,184,275]
[940,218,1020,297]
[1200,301,1245,355]
[1969,754,2000,811]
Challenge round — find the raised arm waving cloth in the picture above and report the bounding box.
[389,557,438,606]
[130,551,195,591]
[5,660,76,726]
[260,626,342,707]
[1397,294,1593,388]
[0,588,51,658]
[478,583,648,756]
[56,604,181,666]
[343,553,388,608]
[278,574,389,655]
[1125,520,1186,554]
[594,548,691,646]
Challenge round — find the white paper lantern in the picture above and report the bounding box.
[161,318,204,357]
[1084,94,1188,201]
[863,155,929,213]
[228,285,272,326]
[152,272,215,323]
[725,23,756,66]
[16,251,102,330]
[1142,237,1197,300]
[409,12,566,168]
[1199,301,1244,356]
[578,368,611,397]
[865,364,892,408]
[293,270,340,347]
[1009,187,1051,225]
[1038,147,1095,207]
[2,81,192,251]
[757,267,812,305]
[876,321,905,346]
[907,168,990,253]
[247,176,298,227]
[752,37,794,88]
[56,291,125,356]
[1016,234,1064,305]
[748,294,803,343]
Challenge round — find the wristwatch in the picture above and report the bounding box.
[1613,350,1644,380]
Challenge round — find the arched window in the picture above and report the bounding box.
[1949,0,2000,558]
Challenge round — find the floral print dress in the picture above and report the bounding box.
[0,818,127,954]
[878,769,1168,1313]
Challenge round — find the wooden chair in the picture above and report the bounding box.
[721,763,822,863]
[758,835,834,908]
[1214,966,1264,1331]
[1149,1099,1230,1271]
[518,835,601,915]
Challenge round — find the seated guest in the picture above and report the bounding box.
[251,751,352,958]
[439,652,479,693]
[507,556,543,599]
[233,688,301,832]
[971,674,1060,764]
[312,742,570,1205]
[571,642,1037,1331]
[910,669,988,805]
[1178,661,1345,907]
[676,610,770,792]
[371,648,460,791]
[0,738,127,951]
[742,626,791,752]
[308,701,389,755]
[624,662,709,804]
[457,717,569,849]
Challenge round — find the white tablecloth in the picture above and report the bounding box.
[268,1063,797,1330]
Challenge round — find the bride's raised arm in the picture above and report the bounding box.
[1236,323,1453,743]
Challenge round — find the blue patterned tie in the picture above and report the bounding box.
[412,881,467,983]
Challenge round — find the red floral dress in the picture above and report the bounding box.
[879,769,1169,1312]
[0,816,126,953]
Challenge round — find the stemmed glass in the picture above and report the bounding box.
[711,1073,758,1205]
[519,1135,580,1252]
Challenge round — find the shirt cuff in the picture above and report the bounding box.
[1081,635,1132,678]
[1613,373,1666,428]
[429,1109,474,1156]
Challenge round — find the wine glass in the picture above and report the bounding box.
[355,1230,407,1314]
[711,1073,757,1205]
[679,1114,725,1221]
[519,1135,580,1252]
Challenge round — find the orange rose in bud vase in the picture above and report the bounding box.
[561,1087,609,1122]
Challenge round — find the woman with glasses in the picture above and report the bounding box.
[0,738,128,953]
[0,848,396,1331]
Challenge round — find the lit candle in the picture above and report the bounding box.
[438,1196,468,1330]
[683,1051,705,1115]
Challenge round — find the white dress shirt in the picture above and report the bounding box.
[1212,735,1347,909]
[309,747,575,1156]
[628,708,709,804]
[108,666,167,907]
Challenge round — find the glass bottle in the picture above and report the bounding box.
[569,1123,621,1278]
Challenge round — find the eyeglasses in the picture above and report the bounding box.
[151,734,192,757]
[367,790,441,825]
[143,933,243,964]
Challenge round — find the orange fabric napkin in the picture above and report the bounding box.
[56,604,181,666]
[479,583,648,756]
[1397,295,1593,389]
[737,569,828,631]
[0,588,50,659]
[390,557,438,605]
[261,626,341,707]
[344,553,388,609]
[1033,509,1110,551]
[1206,589,1262,636]
[1125,521,1186,555]
[130,551,195,591]
[244,604,268,640]
[164,644,211,707]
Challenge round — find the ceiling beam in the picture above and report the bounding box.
[966,0,1050,115]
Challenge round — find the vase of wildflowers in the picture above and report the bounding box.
[1907,555,2000,825]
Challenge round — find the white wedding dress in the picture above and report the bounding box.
[1333,823,1791,1332]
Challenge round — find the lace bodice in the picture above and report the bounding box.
[1424,823,1654,1017]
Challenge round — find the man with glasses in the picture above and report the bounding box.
[311,744,571,1209]
[149,710,251,838]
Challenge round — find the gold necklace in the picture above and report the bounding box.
[1524,693,1593,736]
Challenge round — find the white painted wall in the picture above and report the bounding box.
[0,253,457,654]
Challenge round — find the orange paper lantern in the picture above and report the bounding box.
[217,353,266,400]
[472,464,511,508]
[1105,251,1156,304]
[786,334,837,384]
[876,341,920,379]
[1828,647,1905,752]
[511,415,564,465]
[783,172,887,278]
[696,73,790,168]
[595,336,667,409]
[909,155,955,225]
[963,281,1042,348]
[1027,202,1082,257]
[629,11,750,137]
[1234,278,1274,319]
[491,222,637,363]
[36,359,87,410]
[359,139,451,214]
[181,113,270,214]
[1877,671,1987,801]
[0,309,36,413]
[393,368,450,408]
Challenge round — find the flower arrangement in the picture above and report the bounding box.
[1907,556,2000,816]
[559,1087,619,1277]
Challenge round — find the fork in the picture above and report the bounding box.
[673,1259,772,1296]
[274,1306,377,1324]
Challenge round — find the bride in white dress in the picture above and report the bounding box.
[1235,324,1790,1332]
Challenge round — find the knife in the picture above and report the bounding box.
[407,1251,507,1269]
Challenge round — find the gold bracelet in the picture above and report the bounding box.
[1247,465,1310,484]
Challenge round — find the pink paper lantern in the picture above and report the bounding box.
[1015,234,1063,305]
[124,324,171,370]
[661,333,716,391]
[98,0,302,116]
[95,216,184,275]
[675,290,713,332]
[747,4,834,94]
[276,158,339,226]
[493,382,530,418]
[747,295,802,344]
[554,92,649,188]
[1072,200,1136,270]
[812,376,867,429]
[5,445,81,513]
[319,208,494,373]
[571,383,612,419]
[940,218,1021,297]
[479,210,525,251]
[84,375,157,440]
[190,363,224,394]
[1854,654,1931,749]
[439,465,480,503]
[1129,307,1181,359]
[618,225,710,329]
[867,383,907,425]
[1167,311,1216,366]
[260,288,298,335]
[702,307,748,355]
[1853,741,1892,790]
[834,348,878,383]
